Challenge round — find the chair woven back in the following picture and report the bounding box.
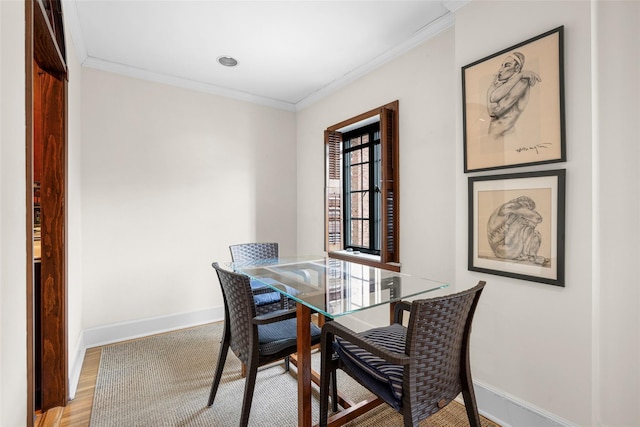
[229,242,279,264]
[403,282,485,421]
[212,263,257,366]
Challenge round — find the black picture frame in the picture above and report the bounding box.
[462,26,566,173]
[468,169,565,286]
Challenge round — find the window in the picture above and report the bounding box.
[324,101,400,271]
[343,123,381,255]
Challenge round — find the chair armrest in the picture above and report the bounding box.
[321,321,410,366]
[252,308,297,325]
[393,300,412,324]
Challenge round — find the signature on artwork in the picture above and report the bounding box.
[515,142,552,155]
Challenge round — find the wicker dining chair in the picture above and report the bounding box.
[319,281,486,427]
[229,242,294,315]
[208,262,322,427]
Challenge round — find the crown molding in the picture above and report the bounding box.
[82,56,297,112]
[295,12,455,111]
[443,0,471,14]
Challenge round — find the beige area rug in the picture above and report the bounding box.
[90,322,499,427]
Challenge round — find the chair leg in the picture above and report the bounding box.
[461,386,481,427]
[404,412,419,427]
[284,355,290,371]
[320,330,337,427]
[330,369,338,412]
[319,369,330,425]
[207,339,230,407]
[238,361,259,427]
[460,348,482,427]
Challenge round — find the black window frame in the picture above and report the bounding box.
[342,123,381,255]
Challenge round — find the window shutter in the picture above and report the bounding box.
[380,107,398,263]
[325,130,343,252]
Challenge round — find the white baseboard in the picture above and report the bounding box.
[68,333,86,400]
[471,381,579,427]
[68,306,225,400]
[82,306,225,348]
[67,306,225,399]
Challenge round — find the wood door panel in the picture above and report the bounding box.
[28,0,69,417]
[37,63,67,411]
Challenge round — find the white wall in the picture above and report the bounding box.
[80,69,298,330]
[64,4,85,397]
[296,27,458,282]
[594,1,640,425]
[297,1,639,426]
[455,2,593,425]
[0,1,27,426]
[295,26,458,329]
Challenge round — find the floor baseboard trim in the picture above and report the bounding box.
[472,381,578,427]
[82,306,225,349]
[68,333,86,400]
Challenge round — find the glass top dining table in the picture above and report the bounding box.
[230,255,449,427]
[231,255,449,319]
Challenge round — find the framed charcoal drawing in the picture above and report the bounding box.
[462,26,565,172]
[468,169,565,286]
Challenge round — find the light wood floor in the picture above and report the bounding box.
[35,347,101,427]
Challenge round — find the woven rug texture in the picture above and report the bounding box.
[89,322,499,426]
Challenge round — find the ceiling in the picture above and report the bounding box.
[63,1,467,111]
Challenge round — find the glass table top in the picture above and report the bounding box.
[229,256,449,319]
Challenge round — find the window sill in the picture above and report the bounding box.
[328,250,401,272]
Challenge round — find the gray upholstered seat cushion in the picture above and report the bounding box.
[335,323,406,401]
[257,315,321,355]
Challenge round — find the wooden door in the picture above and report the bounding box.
[26,0,68,421]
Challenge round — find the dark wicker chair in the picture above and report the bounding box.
[208,262,322,427]
[229,242,279,264]
[319,281,486,427]
[229,242,293,316]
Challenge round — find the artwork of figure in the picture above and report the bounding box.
[486,52,541,138]
[486,196,548,266]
